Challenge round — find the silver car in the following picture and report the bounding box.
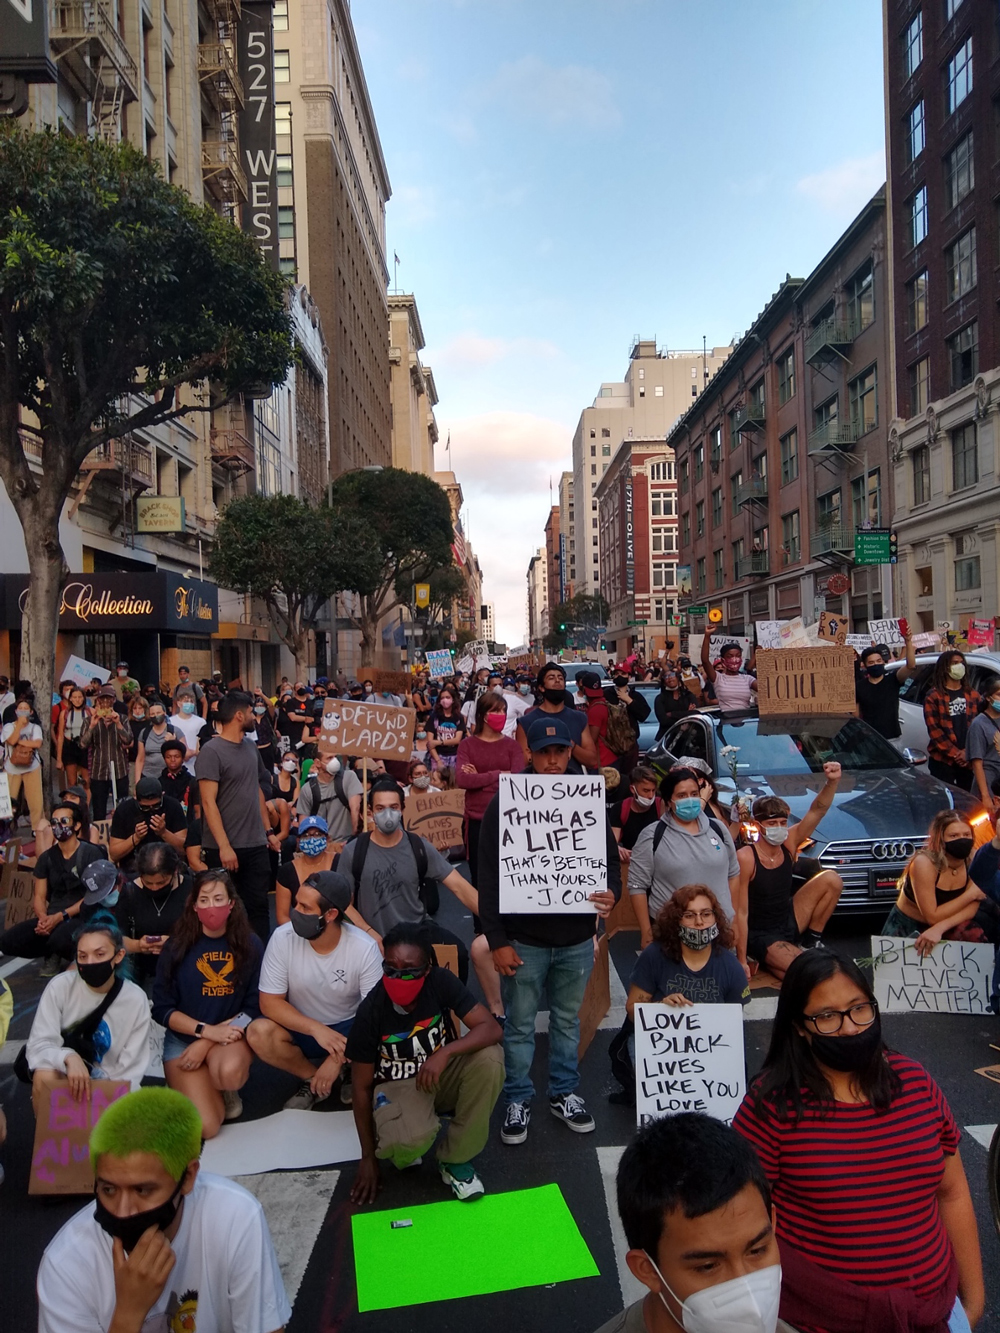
[886,652,1000,752]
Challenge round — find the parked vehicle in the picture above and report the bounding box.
[887,652,1000,752]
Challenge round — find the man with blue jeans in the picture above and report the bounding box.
[478,714,620,1143]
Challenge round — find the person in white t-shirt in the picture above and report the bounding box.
[501,676,533,738]
[247,871,382,1113]
[171,689,204,775]
[37,1085,290,1333]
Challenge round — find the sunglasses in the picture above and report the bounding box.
[51,816,76,829]
[382,962,428,981]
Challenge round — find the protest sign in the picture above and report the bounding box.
[817,611,849,645]
[3,868,34,928]
[0,836,23,899]
[845,633,874,651]
[59,654,110,691]
[497,772,606,913]
[689,634,751,666]
[966,618,995,648]
[868,618,904,646]
[872,936,993,1014]
[30,1079,130,1194]
[912,631,942,650]
[91,819,112,847]
[0,772,11,820]
[404,787,465,853]
[464,640,489,660]
[755,647,856,716]
[633,1003,746,1126]
[578,934,610,1059]
[318,699,415,762]
[370,669,412,697]
[424,649,454,679]
[755,621,784,650]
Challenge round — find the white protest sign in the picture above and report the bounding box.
[868,618,904,646]
[498,772,607,913]
[634,1003,746,1126]
[59,655,110,690]
[465,639,489,659]
[845,633,873,651]
[755,621,785,650]
[0,773,12,820]
[912,631,941,650]
[455,656,474,674]
[424,649,454,679]
[872,936,994,1014]
[689,634,751,666]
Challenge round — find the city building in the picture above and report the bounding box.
[526,548,548,648]
[571,339,731,597]
[544,505,561,619]
[557,471,575,601]
[596,440,679,659]
[388,293,438,475]
[481,602,496,643]
[885,1,1000,635]
[434,472,482,643]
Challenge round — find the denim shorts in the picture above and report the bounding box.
[290,1018,354,1062]
[162,1030,194,1063]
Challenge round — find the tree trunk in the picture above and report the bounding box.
[358,600,378,667]
[18,503,65,819]
[293,632,311,685]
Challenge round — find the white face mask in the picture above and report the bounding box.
[281,759,296,772]
[325,757,341,776]
[645,1253,781,1333]
[763,826,788,845]
[949,663,966,681]
[632,793,655,809]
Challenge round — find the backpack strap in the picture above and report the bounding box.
[706,816,729,843]
[307,774,322,817]
[349,832,372,905]
[654,797,665,819]
[621,798,633,824]
[334,770,348,809]
[652,821,666,856]
[405,830,428,880]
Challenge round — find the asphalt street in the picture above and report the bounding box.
[3,883,1000,1332]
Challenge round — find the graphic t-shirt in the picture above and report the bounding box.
[429,713,464,756]
[258,920,382,1025]
[949,691,970,748]
[629,942,750,1005]
[151,933,263,1036]
[346,967,478,1084]
[34,843,107,914]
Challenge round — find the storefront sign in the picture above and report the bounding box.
[1,573,218,634]
[624,479,634,595]
[136,496,186,533]
[237,2,279,270]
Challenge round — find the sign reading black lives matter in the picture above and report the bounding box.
[633,1003,746,1126]
[497,773,606,914]
[872,936,994,1014]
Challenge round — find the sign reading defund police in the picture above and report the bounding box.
[872,936,994,1015]
[634,1003,746,1127]
[497,773,606,914]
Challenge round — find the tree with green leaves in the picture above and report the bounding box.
[326,467,455,666]
[544,593,610,651]
[0,125,291,762]
[210,494,378,681]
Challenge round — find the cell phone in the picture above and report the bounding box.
[144,935,163,944]
[230,1012,253,1030]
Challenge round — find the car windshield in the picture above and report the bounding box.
[713,715,905,775]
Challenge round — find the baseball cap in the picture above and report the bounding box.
[135,776,163,800]
[298,815,329,837]
[82,859,124,907]
[97,685,116,699]
[59,784,88,804]
[524,714,574,751]
[576,670,604,697]
[304,870,352,912]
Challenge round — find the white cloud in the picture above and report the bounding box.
[795,152,885,216]
[429,331,563,372]
[483,56,622,132]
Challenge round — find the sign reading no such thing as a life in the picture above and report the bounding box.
[498,773,606,914]
[633,1003,746,1126]
[318,699,415,761]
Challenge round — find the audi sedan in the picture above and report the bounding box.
[646,709,989,916]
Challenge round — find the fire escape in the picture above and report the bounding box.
[198,0,246,221]
[48,1,139,141]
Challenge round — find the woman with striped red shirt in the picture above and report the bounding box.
[733,951,983,1333]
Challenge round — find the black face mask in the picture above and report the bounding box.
[78,959,116,989]
[542,687,566,705]
[94,1179,184,1253]
[809,1017,882,1072]
[944,837,974,861]
[866,663,885,679]
[290,909,327,940]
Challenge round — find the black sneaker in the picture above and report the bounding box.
[501,1101,530,1144]
[549,1093,595,1133]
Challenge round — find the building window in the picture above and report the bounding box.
[275,102,292,136]
[711,487,723,527]
[909,357,930,415]
[903,10,922,78]
[590,464,597,476]
[944,131,974,210]
[947,321,978,390]
[817,488,842,529]
[780,429,798,484]
[728,408,741,451]
[912,444,931,505]
[602,443,611,456]
[955,545,980,591]
[951,422,978,490]
[909,185,928,248]
[655,385,664,397]
[907,100,925,163]
[652,563,675,589]
[750,380,765,414]
[696,557,707,596]
[696,500,705,537]
[682,512,691,547]
[276,153,293,187]
[639,387,645,397]
[945,227,976,303]
[849,365,877,435]
[590,445,596,457]
[846,260,875,331]
[732,538,745,580]
[679,459,689,495]
[778,347,795,404]
[277,206,295,239]
[601,427,610,438]
[651,498,661,517]
[654,600,664,620]
[693,443,704,482]
[731,471,743,517]
[781,511,800,564]
[851,470,881,527]
[274,49,291,82]
[273,0,289,28]
[945,0,964,16]
[590,429,596,438]
[906,270,928,333]
[947,36,972,114]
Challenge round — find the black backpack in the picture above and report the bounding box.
[343,829,440,916]
[305,771,349,816]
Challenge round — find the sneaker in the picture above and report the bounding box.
[393,1156,422,1171]
[283,1082,330,1112]
[339,1078,353,1106]
[803,935,828,950]
[38,955,61,977]
[501,1101,530,1145]
[549,1093,595,1133]
[440,1161,485,1201]
[222,1090,243,1121]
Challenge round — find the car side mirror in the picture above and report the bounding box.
[902,747,928,765]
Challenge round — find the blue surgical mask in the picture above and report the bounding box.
[180,701,195,715]
[673,797,703,822]
[518,684,531,695]
[991,699,1000,712]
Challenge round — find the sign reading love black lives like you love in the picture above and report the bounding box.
[633,1003,746,1126]
[497,773,606,913]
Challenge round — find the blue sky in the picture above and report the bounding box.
[354,0,887,644]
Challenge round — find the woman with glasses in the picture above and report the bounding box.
[733,951,983,1333]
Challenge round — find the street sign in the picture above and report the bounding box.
[628,619,649,626]
[667,615,686,627]
[686,605,707,616]
[854,529,892,565]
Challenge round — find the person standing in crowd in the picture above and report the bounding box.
[37,1086,291,1333]
[576,670,647,779]
[701,639,756,711]
[654,666,699,739]
[133,699,181,784]
[348,921,504,1205]
[125,693,149,775]
[427,682,467,770]
[25,917,150,1113]
[478,713,619,1145]
[882,811,989,956]
[111,661,140,704]
[248,872,382,1111]
[252,688,279,770]
[55,684,91,795]
[609,765,664,864]
[628,767,743,963]
[196,691,278,942]
[81,686,131,820]
[158,738,195,809]
[516,662,600,770]
[501,673,533,737]
[277,684,312,756]
[275,815,336,924]
[114,842,191,988]
[923,649,982,790]
[855,633,916,741]
[153,870,263,1136]
[172,663,206,716]
[2,692,44,831]
[734,951,983,1332]
[108,775,188,872]
[297,751,362,848]
[967,674,1000,813]
[170,687,203,776]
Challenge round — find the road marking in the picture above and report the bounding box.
[596,1146,645,1309]
[0,957,31,980]
[233,1168,340,1308]
[965,1124,996,1151]
[744,996,778,1022]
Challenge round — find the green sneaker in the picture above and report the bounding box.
[439,1161,485,1202]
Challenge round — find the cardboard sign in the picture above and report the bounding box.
[370,669,412,697]
[30,1079,130,1195]
[966,618,995,648]
[872,936,994,1014]
[59,654,111,691]
[497,772,607,914]
[912,631,942,650]
[318,699,415,761]
[92,819,112,847]
[424,649,454,680]
[755,647,856,717]
[578,934,610,1059]
[818,611,849,645]
[0,836,23,899]
[432,943,459,976]
[404,787,465,853]
[507,654,537,674]
[868,618,904,646]
[4,867,34,928]
[634,1003,746,1126]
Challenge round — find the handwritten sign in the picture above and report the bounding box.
[59,654,111,691]
[370,669,412,697]
[868,618,904,646]
[818,611,849,645]
[912,631,941,650]
[872,935,993,1014]
[3,868,34,928]
[318,699,415,761]
[424,649,454,680]
[634,1003,746,1126]
[404,787,465,853]
[845,633,874,651]
[497,772,606,913]
[755,647,856,717]
[30,1079,130,1194]
[755,621,784,650]
[92,819,111,848]
[966,618,995,648]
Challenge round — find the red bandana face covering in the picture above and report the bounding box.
[383,975,426,1006]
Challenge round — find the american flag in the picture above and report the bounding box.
[452,533,467,567]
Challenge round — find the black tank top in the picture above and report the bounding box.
[903,858,968,909]
[748,843,794,931]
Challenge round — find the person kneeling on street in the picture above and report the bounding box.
[248,871,382,1111]
[37,1086,291,1333]
[348,922,504,1205]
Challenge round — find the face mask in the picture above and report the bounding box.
[52,823,77,843]
[373,808,402,835]
[383,974,426,1006]
[325,757,341,776]
[16,709,30,720]
[94,1179,184,1254]
[543,687,565,705]
[486,712,507,732]
[808,1016,882,1072]
[282,759,297,772]
[439,697,454,710]
[949,663,966,681]
[865,663,884,679]
[645,1253,781,1333]
[632,794,655,809]
[412,774,431,790]
[103,888,120,908]
[678,922,719,951]
[118,670,128,679]
[763,826,788,845]
[944,837,974,861]
[298,836,328,857]
[723,660,742,675]
[149,713,164,725]
[254,704,266,714]
[78,958,116,988]
[290,908,328,940]
[180,701,195,715]
[673,797,703,822]
[195,902,232,932]
[416,730,427,740]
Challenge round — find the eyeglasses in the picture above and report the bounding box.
[802,1001,877,1035]
[382,962,428,980]
[51,817,75,829]
[680,909,716,924]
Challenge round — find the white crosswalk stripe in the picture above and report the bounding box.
[964,1124,996,1151]
[233,1169,340,1309]
[596,1145,646,1309]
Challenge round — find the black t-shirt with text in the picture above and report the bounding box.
[855,670,903,740]
[345,967,478,1084]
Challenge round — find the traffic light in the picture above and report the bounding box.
[889,531,898,564]
[559,622,566,632]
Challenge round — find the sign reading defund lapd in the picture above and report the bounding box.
[497,773,606,914]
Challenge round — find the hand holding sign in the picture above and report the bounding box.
[319,699,415,761]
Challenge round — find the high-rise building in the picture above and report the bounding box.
[526,549,548,648]
[481,602,496,643]
[388,293,438,476]
[557,471,575,601]
[544,505,560,621]
[572,340,730,597]
[434,472,482,642]
[885,1,1000,633]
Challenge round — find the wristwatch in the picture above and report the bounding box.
[194,1022,205,1037]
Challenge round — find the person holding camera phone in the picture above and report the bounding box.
[107,776,187,872]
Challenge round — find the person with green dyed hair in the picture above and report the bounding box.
[37,1086,290,1333]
